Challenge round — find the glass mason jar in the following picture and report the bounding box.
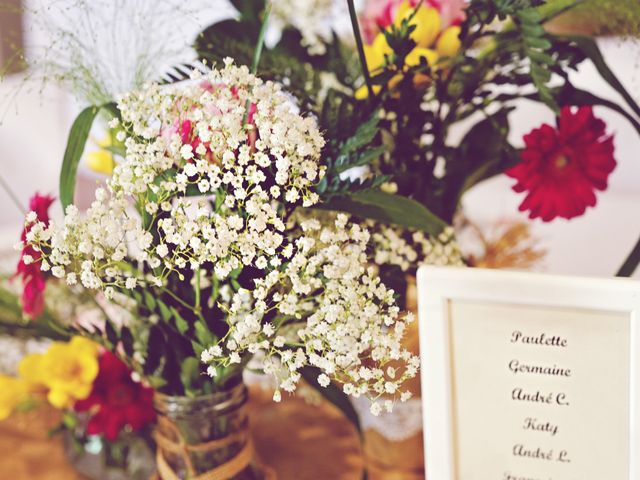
[153,380,268,480]
[63,429,156,480]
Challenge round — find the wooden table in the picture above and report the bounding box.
[0,387,365,479]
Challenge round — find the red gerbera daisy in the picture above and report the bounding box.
[75,351,156,441]
[506,106,616,222]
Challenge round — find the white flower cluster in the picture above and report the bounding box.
[23,60,416,411]
[26,60,325,291]
[201,214,418,414]
[368,222,464,272]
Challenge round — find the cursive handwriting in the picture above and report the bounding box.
[523,417,558,436]
[509,359,571,377]
[512,388,569,406]
[510,331,567,347]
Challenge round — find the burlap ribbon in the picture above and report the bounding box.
[154,415,272,480]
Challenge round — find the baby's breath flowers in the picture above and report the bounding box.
[22,60,416,412]
[368,222,464,273]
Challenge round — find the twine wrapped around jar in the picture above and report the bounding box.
[153,382,275,480]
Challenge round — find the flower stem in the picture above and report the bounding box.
[347,0,373,99]
[243,3,272,127]
[616,235,640,277]
[195,268,201,310]
[251,2,272,75]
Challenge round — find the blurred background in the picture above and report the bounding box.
[0,0,639,278]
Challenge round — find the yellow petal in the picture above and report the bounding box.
[97,135,112,148]
[0,376,31,420]
[405,48,439,68]
[436,26,462,59]
[394,1,413,27]
[397,5,442,48]
[70,336,99,356]
[47,389,71,409]
[365,33,393,73]
[18,353,46,387]
[86,150,114,175]
[355,84,382,100]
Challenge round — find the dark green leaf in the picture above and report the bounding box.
[617,235,640,277]
[555,85,640,137]
[566,35,640,119]
[104,320,118,347]
[319,189,447,236]
[143,326,165,375]
[120,327,134,357]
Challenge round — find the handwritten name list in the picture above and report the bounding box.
[448,302,630,480]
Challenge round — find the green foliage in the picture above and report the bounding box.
[0,283,70,341]
[59,103,119,211]
[318,190,447,237]
[195,18,358,108]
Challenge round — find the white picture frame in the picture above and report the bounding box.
[417,266,640,480]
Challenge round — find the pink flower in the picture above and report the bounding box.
[160,82,258,162]
[15,193,55,318]
[360,0,466,43]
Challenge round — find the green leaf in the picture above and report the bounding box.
[157,299,173,323]
[339,110,380,156]
[143,326,165,375]
[554,85,640,137]
[104,320,118,347]
[566,35,640,120]
[454,109,520,200]
[536,0,585,22]
[171,306,189,335]
[59,106,101,210]
[120,327,134,357]
[300,366,361,436]
[617,235,640,277]
[194,320,214,346]
[318,189,447,236]
[180,357,202,394]
[143,290,157,312]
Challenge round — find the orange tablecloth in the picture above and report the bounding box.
[0,387,367,479]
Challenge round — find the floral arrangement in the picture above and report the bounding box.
[0,336,155,441]
[19,60,418,415]
[4,0,640,477]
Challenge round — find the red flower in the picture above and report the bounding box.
[506,106,616,222]
[75,351,156,441]
[15,193,55,318]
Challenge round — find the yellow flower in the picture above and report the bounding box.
[364,32,393,73]
[86,135,115,175]
[405,47,439,68]
[0,376,32,420]
[23,337,99,409]
[436,25,462,58]
[395,2,442,49]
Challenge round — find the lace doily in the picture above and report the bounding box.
[351,397,424,442]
